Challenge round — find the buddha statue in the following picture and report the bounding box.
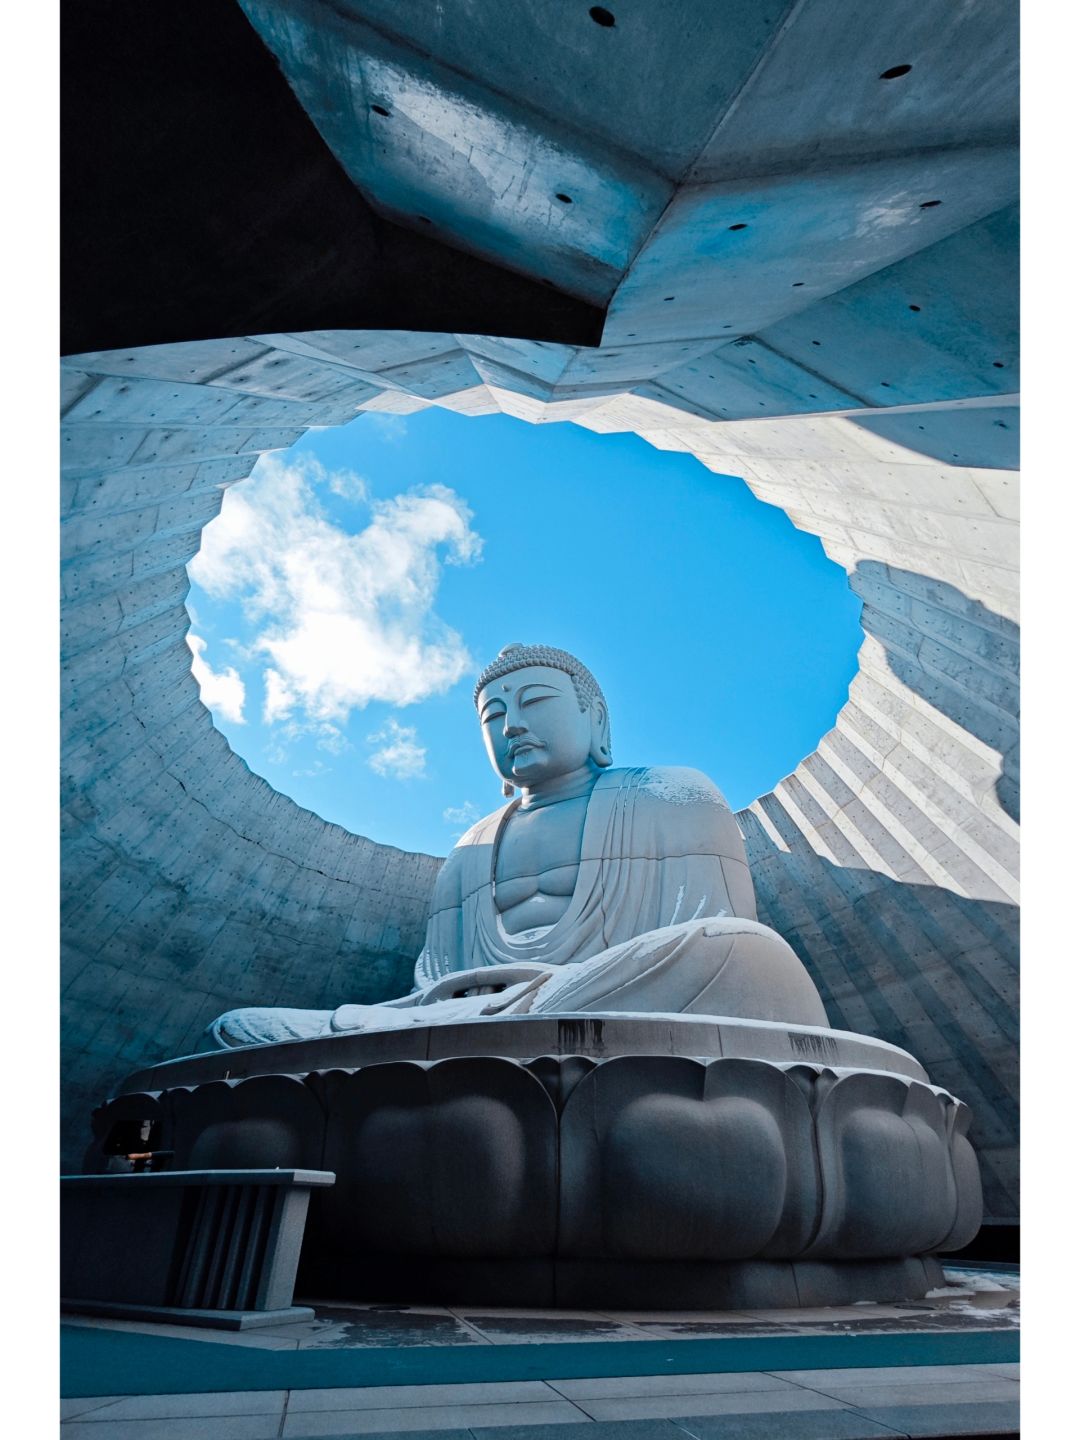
[205,643,828,1049]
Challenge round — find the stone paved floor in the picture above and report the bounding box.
[59,1266,1019,1438]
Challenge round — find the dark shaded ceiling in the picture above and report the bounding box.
[61,0,605,356]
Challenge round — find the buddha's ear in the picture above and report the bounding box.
[589,697,612,768]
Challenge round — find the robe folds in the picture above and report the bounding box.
[414,765,757,984]
[204,766,828,1048]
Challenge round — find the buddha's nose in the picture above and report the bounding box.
[505,719,526,737]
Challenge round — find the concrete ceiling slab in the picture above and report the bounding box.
[264,0,789,179]
[690,0,1019,179]
[239,0,678,305]
[603,146,1018,346]
[756,206,1019,404]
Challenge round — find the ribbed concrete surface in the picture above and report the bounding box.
[60,330,1018,1223]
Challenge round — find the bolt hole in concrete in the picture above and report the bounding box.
[370,104,390,117]
[729,222,748,231]
[555,192,573,203]
[880,63,913,79]
[589,5,616,26]
[184,410,863,854]
[920,199,943,209]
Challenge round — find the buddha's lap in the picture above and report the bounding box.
[523,916,828,1026]
[206,918,826,1047]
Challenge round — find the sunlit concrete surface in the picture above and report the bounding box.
[60,0,1017,1224]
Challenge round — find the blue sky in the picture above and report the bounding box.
[185,407,863,855]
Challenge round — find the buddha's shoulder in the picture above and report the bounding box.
[610,764,733,812]
[434,803,506,888]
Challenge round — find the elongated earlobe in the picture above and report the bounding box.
[589,698,613,767]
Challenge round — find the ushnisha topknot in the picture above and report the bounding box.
[473,643,606,716]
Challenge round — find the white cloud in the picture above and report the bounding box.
[188,454,482,727]
[187,633,246,724]
[315,725,349,755]
[442,801,481,827]
[367,718,427,780]
[442,799,484,841]
[292,760,329,778]
[365,413,407,441]
[327,469,369,502]
[262,668,295,725]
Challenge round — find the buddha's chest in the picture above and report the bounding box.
[493,795,590,928]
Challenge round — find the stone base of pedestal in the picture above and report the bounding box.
[298,1254,945,1310]
[85,1016,982,1310]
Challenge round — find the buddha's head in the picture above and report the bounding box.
[474,643,612,794]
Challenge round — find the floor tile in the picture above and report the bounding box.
[288,1428,478,1440]
[548,1374,797,1401]
[632,1322,804,1339]
[282,1400,587,1435]
[292,1308,484,1349]
[74,1391,288,1421]
[668,1405,904,1440]
[479,1424,692,1440]
[453,1309,615,1322]
[768,1363,1012,1388]
[851,1399,1021,1435]
[574,1390,849,1422]
[670,1411,905,1439]
[596,1313,759,1325]
[287,1381,559,1412]
[62,1416,282,1439]
[459,1316,645,1344]
[800,1378,1020,1408]
[976,1362,1020,1379]
[61,1398,127,1420]
[298,1432,474,1440]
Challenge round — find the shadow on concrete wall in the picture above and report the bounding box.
[852,561,1019,823]
[742,816,1019,1220]
[850,408,1019,473]
[60,900,424,1171]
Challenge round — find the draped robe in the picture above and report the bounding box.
[416,765,756,978]
[206,766,826,1049]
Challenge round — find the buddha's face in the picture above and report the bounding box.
[477,664,600,788]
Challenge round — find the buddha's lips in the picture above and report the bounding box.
[509,741,541,759]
